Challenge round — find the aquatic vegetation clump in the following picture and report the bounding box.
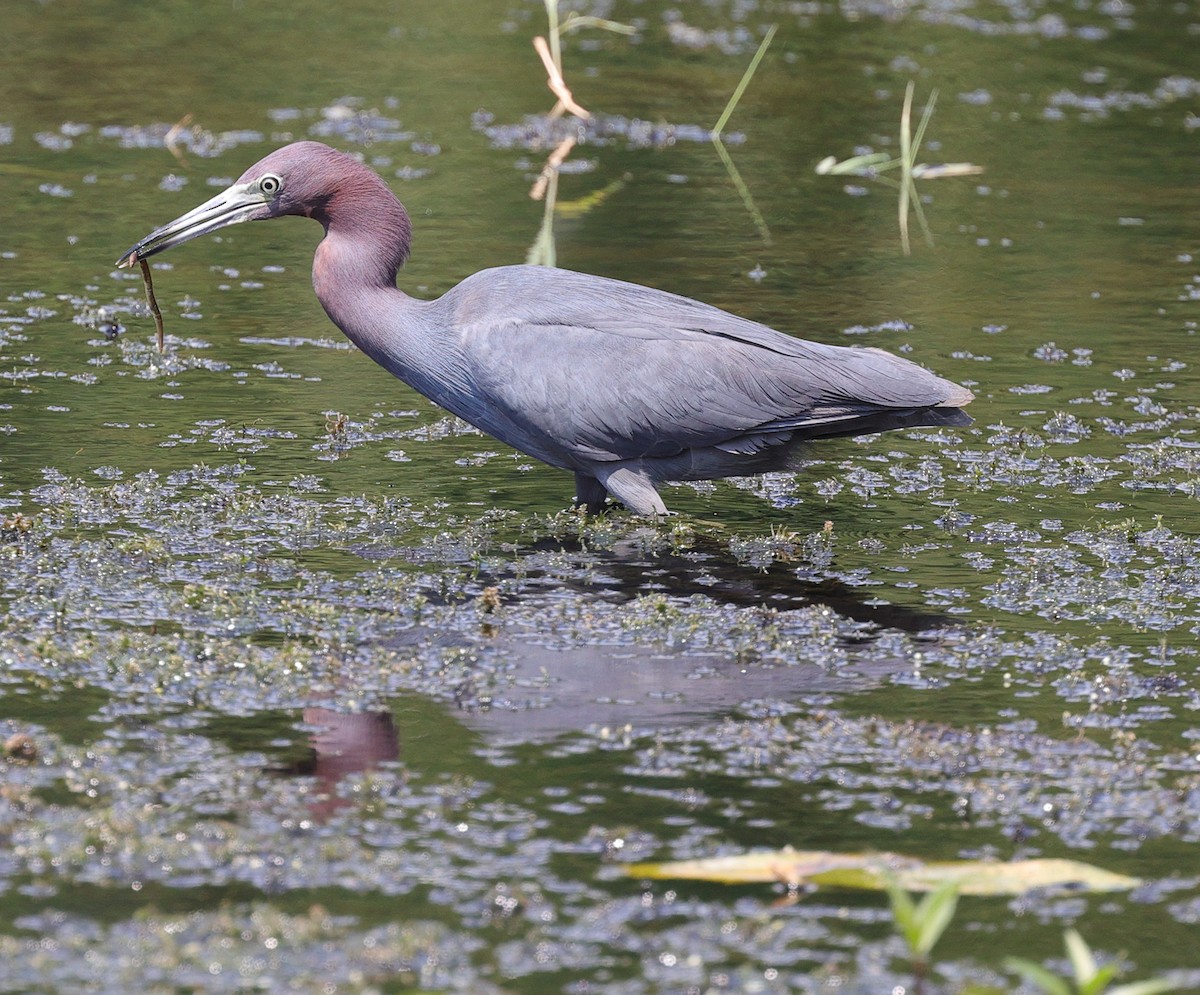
[0,903,491,993]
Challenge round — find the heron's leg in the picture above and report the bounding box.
[595,466,669,516]
[573,473,610,514]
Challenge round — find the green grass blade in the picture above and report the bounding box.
[885,877,919,949]
[713,24,778,137]
[911,88,939,160]
[898,82,915,254]
[1108,979,1181,995]
[559,13,637,35]
[910,181,934,248]
[914,879,959,957]
[711,136,772,243]
[1003,957,1074,995]
[544,0,563,73]
[1065,929,1099,984]
[1081,967,1122,995]
[899,81,914,175]
[898,179,911,254]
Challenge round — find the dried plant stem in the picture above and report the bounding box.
[531,135,577,201]
[533,35,590,120]
[165,112,193,169]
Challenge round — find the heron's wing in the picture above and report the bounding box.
[469,325,926,461]
[444,267,970,463]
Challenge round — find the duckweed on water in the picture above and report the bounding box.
[3,0,1200,988]
[0,904,491,994]
[6,445,1198,986]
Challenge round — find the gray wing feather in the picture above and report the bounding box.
[438,266,969,464]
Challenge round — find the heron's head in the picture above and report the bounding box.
[116,141,350,267]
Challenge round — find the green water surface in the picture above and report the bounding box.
[1,1,1199,991]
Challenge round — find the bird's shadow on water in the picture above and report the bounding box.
[472,533,955,729]
[276,530,961,805]
[500,531,954,633]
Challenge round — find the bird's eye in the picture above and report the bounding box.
[259,174,283,196]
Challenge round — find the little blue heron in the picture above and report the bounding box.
[118,141,973,515]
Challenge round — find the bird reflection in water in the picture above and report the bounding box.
[291,708,399,822]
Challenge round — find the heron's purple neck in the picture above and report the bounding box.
[309,166,422,366]
[310,164,411,288]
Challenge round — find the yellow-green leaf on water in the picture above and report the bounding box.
[889,858,1139,896]
[622,848,1139,896]
[624,848,916,886]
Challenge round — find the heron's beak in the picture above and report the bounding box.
[116,181,270,268]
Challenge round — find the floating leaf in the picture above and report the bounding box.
[625,847,911,887]
[623,848,1139,896]
[912,162,986,179]
[815,151,895,175]
[891,858,1139,896]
